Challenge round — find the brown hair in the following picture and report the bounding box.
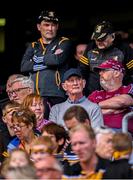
[63,105,90,124]
[70,124,95,140]
[31,136,55,154]
[12,108,36,129]
[22,93,43,108]
[112,132,132,152]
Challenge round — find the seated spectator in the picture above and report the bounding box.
[30,136,55,162]
[6,74,25,101]
[2,101,20,137]
[63,106,91,171]
[6,149,33,168]
[63,105,90,130]
[88,59,133,134]
[1,101,20,161]
[66,124,109,178]
[94,126,115,160]
[112,132,132,160]
[22,93,51,132]
[41,123,69,158]
[0,148,33,178]
[49,68,103,129]
[103,132,133,179]
[9,76,34,104]
[7,108,40,154]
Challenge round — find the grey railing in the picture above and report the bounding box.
[122,111,133,133]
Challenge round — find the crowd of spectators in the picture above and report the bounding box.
[0,9,133,179]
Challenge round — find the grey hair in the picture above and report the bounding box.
[94,125,115,136]
[11,76,34,91]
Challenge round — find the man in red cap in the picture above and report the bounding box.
[88,59,133,134]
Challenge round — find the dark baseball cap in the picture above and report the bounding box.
[91,21,114,41]
[62,68,82,82]
[94,59,125,73]
[37,10,59,24]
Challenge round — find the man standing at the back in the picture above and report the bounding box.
[21,10,73,106]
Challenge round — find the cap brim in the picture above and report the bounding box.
[92,32,108,41]
[93,67,106,72]
[62,73,82,82]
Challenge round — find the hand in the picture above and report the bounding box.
[54,48,63,55]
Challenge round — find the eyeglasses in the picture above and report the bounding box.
[12,124,26,130]
[10,87,29,95]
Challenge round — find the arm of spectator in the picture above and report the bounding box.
[21,43,34,73]
[44,38,72,66]
[99,94,133,109]
[101,108,127,115]
[89,104,104,128]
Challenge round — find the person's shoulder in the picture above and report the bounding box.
[51,101,66,109]
[31,39,41,48]
[58,36,71,45]
[89,89,105,97]
[87,99,100,108]
[120,83,133,93]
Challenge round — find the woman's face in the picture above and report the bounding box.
[29,98,44,121]
[12,120,31,140]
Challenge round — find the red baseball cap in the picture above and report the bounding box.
[94,59,125,73]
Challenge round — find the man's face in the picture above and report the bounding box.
[99,69,115,90]
[96,133,114,159]
[71,130,96,163]
[11,81,31,104]
[37,21,58,41]
[65,117,79,130]
[62,76,85,96]
[95,34,114,49]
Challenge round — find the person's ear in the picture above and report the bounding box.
[82,79,86,88]
[37,24,41,31]
[113,70,121,77]
[2,116,6,123]
[111,33,115,41]
[62,82,67,91]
